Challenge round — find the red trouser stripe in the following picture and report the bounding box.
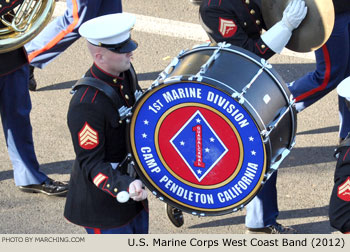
[28,0,80,62]
[343,147,350,161]
[294,45,331,102]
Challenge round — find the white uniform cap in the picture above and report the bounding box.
[79,13,138,53]
[337,76,350,102]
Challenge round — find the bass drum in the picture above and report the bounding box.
[128,43,296,216]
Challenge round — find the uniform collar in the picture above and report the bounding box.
[89,63,124,86]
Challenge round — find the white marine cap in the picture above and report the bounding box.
[337,76,350,102]
[79,13,138,53]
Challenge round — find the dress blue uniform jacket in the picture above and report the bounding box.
[199,0,275,60]
[64,64,148,229]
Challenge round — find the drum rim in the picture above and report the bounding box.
[179,44,291,96]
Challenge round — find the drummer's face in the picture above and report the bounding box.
[104,49,133,75]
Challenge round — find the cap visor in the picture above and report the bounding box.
[117,40,138,53]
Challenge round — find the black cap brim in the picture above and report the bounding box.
[108,39,138,53]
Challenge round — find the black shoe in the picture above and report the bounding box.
[166,204,184,227]
[18,178,68,196]
[246,223,297,234]
[29,65,37,91]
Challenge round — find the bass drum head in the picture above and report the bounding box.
[129,81,267,216]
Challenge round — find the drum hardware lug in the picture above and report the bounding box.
[151,57,180,87]
[177,49,186,57]
[118,106,133,121]
[134,90,143,102]
[188,75,203,82]
[217,42,232,48]
[262,106,290,140]
[261,130,269,143]
[151,79,160,89]
[196,46,222,76]
[289,94,295,105]
[159,197,164,201]
[232,93,245,104]
[289,139,296,151]
[268,147,293,177]
[236,59,273,102]
[164,57,179,75]
[192,42,211,49]
[164,76,182,84]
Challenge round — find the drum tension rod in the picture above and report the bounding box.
[150,56,180,88]
[262,106,291,140]
[233,59,272,104]
[195,43,229,77]
[266,142,295,181]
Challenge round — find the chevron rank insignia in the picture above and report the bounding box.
[78,122,99,150]
[219,17,237,38]
[337,177,350,202]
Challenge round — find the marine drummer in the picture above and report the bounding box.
[168,0,307,233]
[63,13,148,234]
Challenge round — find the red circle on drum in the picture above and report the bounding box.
[157,105,241,186]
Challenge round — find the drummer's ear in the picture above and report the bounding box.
[94,52,105,64]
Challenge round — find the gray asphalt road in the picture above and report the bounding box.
[0,0,340,234]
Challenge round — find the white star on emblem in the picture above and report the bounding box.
[143,120,149,125]
[142,133,147,138]
[180,141,185,146]
[196,118,201,123]
[210,137,215,142]
[249,136,254,141]
[205,148,210,153]
[197,169,202,174]
[251,150,256,156]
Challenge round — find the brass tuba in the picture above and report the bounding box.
[0,0,55,53]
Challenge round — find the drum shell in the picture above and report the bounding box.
[164,45,296,166]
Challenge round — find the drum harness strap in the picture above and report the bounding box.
[72,77,123,110]
[71,67,141,120]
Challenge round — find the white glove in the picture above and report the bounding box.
[128,179,148,201]
[261,0,307,53]
[281,0,308,31]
